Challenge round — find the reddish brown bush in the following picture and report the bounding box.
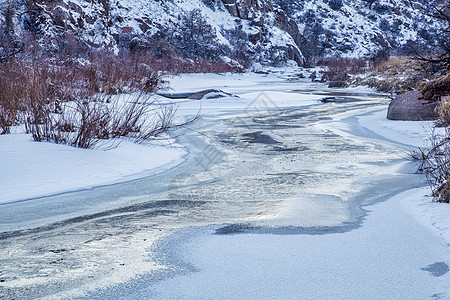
[0,49,236,147]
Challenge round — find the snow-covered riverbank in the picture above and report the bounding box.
[0,134,187,205]
[358,109,450,246]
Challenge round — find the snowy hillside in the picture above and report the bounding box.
[0,0,445,65]
[276,0,442,59]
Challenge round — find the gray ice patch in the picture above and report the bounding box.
[421,262,449,277]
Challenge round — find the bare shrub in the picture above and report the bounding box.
[8,55,169,147]
[82,51,237,96]
[1,60,60,135]
[417,127,450,203]
[368,47,391,68]
[61,51,163,95]
[129,51,243,75]
[412,2,450,73]
[169,58,242,74]
[0,49,223,147]
[27,94,193,149]
[0,62,21,134]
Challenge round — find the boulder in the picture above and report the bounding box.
[387,91,438,121]
[248,31,262,44]
[187,89,237,100]
[328,73,350,88]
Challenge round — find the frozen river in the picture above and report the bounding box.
[1,73,448,299]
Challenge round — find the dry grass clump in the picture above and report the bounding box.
[372,57,422,76]
[422,73,450,101]
[432,73,450,127]
[353,76,422,94]
[435,99,450,127]
[351,56,428,94]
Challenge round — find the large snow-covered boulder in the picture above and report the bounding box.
[387,91,438,121]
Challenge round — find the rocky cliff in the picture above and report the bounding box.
[0,0,444,66]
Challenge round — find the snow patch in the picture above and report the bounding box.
[0,132,187,204]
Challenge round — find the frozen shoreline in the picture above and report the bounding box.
[357,110,449,290]
[357,109,450,246]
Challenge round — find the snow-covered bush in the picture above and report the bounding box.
[361,0,376,9]
[273,0,303,15]
[223,27,253,67]
[300,11,335,62]
[436,98,450,128]
[0,3,25,63]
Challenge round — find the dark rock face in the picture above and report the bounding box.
[275,11,302,45]
[387,91,438,121]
